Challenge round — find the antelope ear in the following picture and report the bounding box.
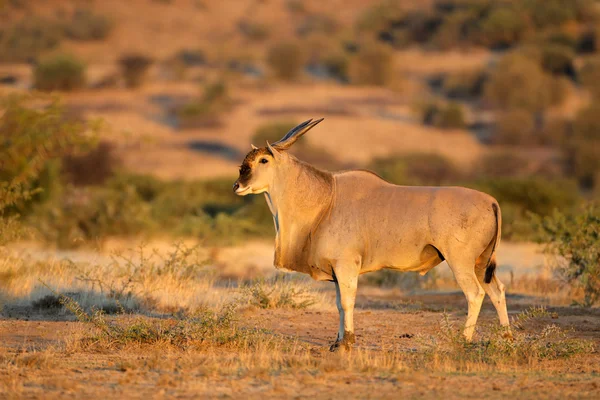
[266,141,280,160]
[251,144,258,150]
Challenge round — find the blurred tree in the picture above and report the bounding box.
[34,54,86,91]
[495,109,536,145]
[0,94,96,243]
[532,204,600,306]
[485,53,566,112]
[569,104,600,189]
[349,43,394,86]
[267,41,305,81]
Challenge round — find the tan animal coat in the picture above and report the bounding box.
[234,119,510,349]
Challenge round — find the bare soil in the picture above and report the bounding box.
[1,290,599,399]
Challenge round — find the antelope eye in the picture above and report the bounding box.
[260,158,269,164]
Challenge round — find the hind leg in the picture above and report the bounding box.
[475,257,511,336]
[447,256,485,341]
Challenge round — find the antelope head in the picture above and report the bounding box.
[233,118,324,195]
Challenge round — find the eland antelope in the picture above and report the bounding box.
[233,119,510,351]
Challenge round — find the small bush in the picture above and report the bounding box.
[370,153,461,186]
[435,102,466,129]
[0,94,94,213]
[176,81,231,129]
[485,54,565,112]
[495,109,536,145]
[477,151,530,178]
[420,101,466,129]
[62,141,120,186]
[470,176,580,239]
[267,41,305,81]
[420,307,594,368]
[296,14,338,37]
[442,69,486,100]
[241,275,318,309]
[53,285,250,350]
[526,0,583,29]
[579,56,600,99]
[532,204,600,306]
[119,54,153,88]
[34,54,86,92]
[173,48,206,67]
[568,104,600,189]
[540,44,576,77]
[32,186,153,248]
[0,17,63,62]
[321,51,350,82]
[349,43,394,86]
[238,20,270,41]
[65,9,113,41]
[478,7,528,49]
[354,0,405,32]
[286,0,306,14]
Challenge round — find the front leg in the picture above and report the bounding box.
[330,264,358,352]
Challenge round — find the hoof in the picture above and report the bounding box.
[502,330,514,341]
[329,331,356,352]
[329,341,351,352]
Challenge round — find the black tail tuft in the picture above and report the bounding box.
[484,259,496,284]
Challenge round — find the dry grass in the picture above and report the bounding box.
[0,239,597,398]
[0,242,328,316]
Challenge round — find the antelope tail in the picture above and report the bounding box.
[484,203,501,284]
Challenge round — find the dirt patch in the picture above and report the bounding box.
[1,290,599,399]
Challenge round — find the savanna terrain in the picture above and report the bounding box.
[1,0,600,398]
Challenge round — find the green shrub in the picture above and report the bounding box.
[532,204,600,306]
[65,9,113,41]
[62,141,119,186]
[545,31,579,50]
[579,56,600,99]
[419,101,466,129]
[354,0,404,32]
[238,20,270,41]
[442,69,486,99]
[478,7,528,49]
[369,153,462,186]
[421,307,594,368]
[432,10,476,50]
[321,51,349,82]
[540,44,575,76]
[266,41,305,81]
[0,94,93,213]
[485,54,565,112]
[349,43,394,86]
[176,81,231,129]
[0,17,63,62]
[470,177,580,239]
[34,54,86,91]
[119,54,153,88]
[32,186,154,248]
[435,102,466,129]
[494,109,536,145]
[477,151,530,178]
[568,104,600,189]
[525,0,583,29]
[241,275,318,309]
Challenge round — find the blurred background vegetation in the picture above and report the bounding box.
[0,0,599,299]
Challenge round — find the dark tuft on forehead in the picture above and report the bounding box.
[241,148,269,166]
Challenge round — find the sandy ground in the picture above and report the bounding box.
[1,290,599,399]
